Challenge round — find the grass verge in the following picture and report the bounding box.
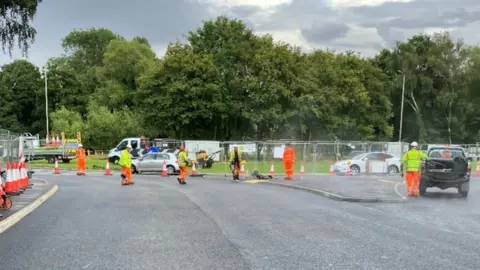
[27,156,478,175]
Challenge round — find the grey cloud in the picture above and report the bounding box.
[4,0,480,66]
[1,0,216,66]
[301,22,349,43]
[257,0,335,31]
[347,0,480,45]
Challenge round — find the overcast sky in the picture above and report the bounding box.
[1,0,479,67]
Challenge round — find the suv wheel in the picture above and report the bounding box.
[458,182,469,197]
[419,178,427,196]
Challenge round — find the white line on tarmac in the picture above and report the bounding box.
[394,181,407,199]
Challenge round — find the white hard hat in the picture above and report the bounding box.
[127,144,132,148]
[410,141,418,147]
[233,145,238,148]
[78,143,83,148]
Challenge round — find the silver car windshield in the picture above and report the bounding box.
[351,154,367,160]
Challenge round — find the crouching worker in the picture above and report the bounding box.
[177,146,190,185]
[230,145,241,180]
[119,144,134,186]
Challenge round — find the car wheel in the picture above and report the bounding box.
[458,182,469,197]
[419,177,427,196]
[350,165,360,174]
[166,165,175,175]
[131,165,137,174]
[388,165,399,174]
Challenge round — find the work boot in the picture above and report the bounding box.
[177,178,182,184]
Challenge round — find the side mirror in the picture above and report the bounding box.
[467,157,473,162]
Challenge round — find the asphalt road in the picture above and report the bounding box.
[0,171,479,270]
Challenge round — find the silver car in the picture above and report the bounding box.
[131,152,179,175]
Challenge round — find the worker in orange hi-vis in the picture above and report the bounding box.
[282,143,296,180]
[177,145,190,185]
[76,143,86,176]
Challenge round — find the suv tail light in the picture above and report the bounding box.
[175,160,178,163]
[467,162,471,176]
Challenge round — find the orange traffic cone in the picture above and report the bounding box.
[104,160,112,176]
[53,158,60,174]
[13,162,20,193]
[191,162,198,176]
[5,163,16,195]
[240,163,245,176]
[19,162,25,189]
[329,162,334,176]
[162,160,168,177]
[300,161,305,176]
[269,164,275,176]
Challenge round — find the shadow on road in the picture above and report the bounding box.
[422,190,466,200]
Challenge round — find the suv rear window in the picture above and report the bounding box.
[428,148,465,158]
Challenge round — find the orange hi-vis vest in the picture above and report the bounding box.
[283,147,296,162]
[76,148,86,159]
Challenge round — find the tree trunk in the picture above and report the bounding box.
[415,111,427,143]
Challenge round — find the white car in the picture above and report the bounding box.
[131,152,179,175]
[333,152,401,174]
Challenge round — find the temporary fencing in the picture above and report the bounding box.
[185,140,410,175]
[0,129,34,211]
[0,130,20,169]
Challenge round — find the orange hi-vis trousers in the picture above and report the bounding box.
[405,171,420,196]
[232,162,240,179]
[77,158,86,174]
[284,160,294,179]
[121,166,132,184]
[179,166,189,182]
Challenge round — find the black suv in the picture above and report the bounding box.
[420,147,472,197]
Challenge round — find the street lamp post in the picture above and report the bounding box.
[44,67,49,139]
[398,72,406,143]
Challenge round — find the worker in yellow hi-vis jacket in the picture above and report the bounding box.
[119,144,134,186]
[401,141,428,196]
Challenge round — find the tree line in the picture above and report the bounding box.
[1,16,480,149]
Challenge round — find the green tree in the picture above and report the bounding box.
[49,106,84,138]
[137,43,220,139]
[0,60,42,132]
[0,0,42,55]
[60,28,123,102]
[83,101,145,149]
[94,38,157,109]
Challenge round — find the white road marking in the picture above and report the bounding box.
[394,180,406,199]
